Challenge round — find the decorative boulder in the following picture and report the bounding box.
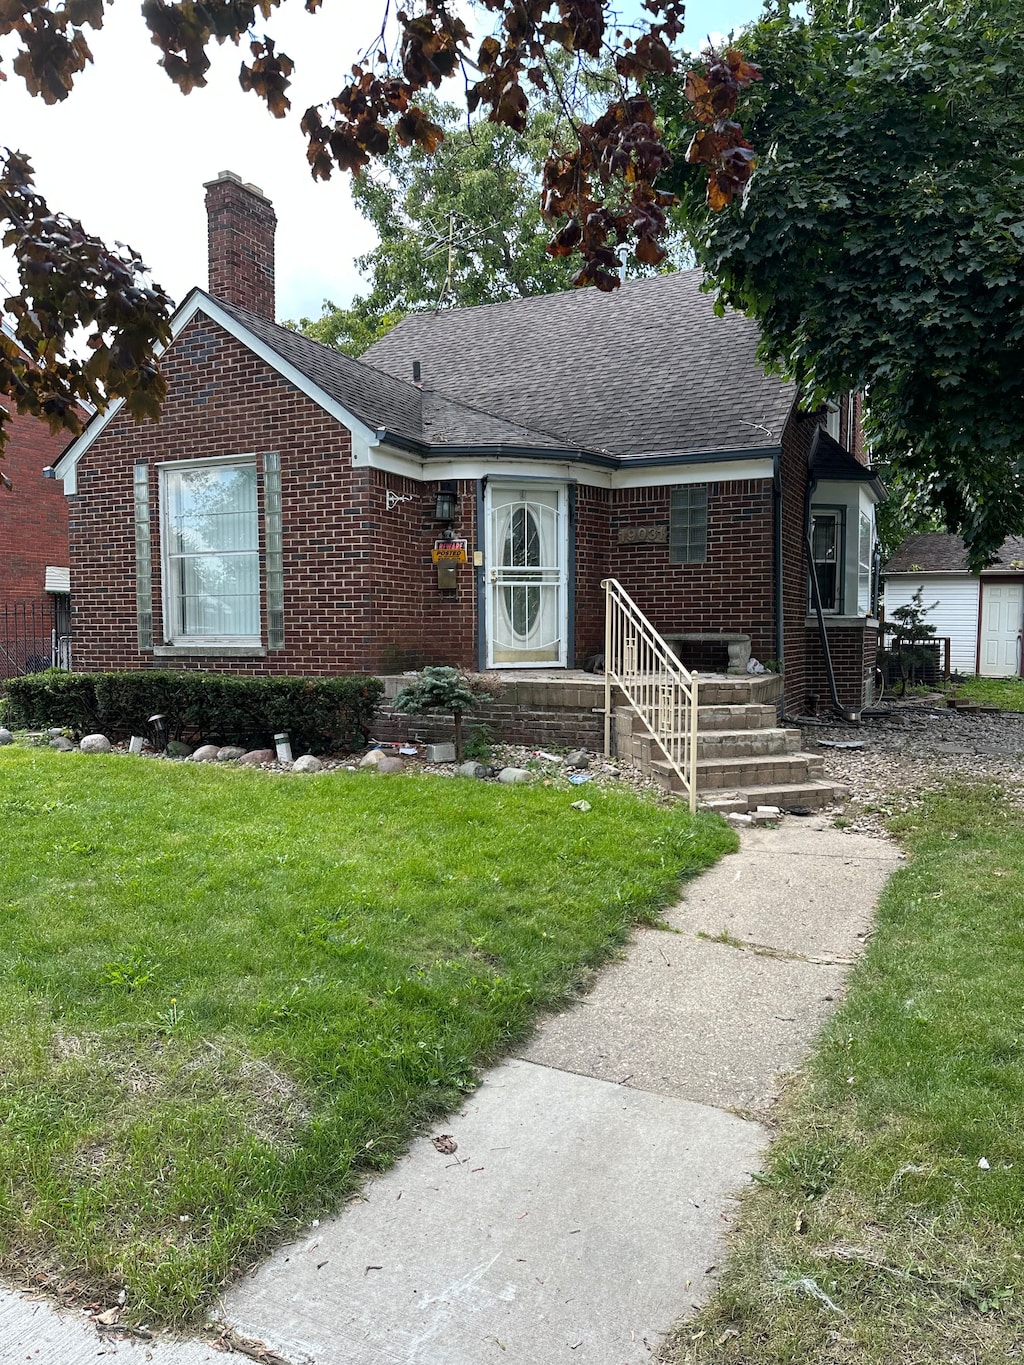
[166,741,194,759]
[375,755,405,774]
[79,734,112,754]
[564,749,590,770]
[216,746,246,762]
[238,748,276,767]
[192,744,221,762]
[50,736,75,752]
[498,767,531,784]
[457,761,488,779]
[359,749,386,768]
[292,754,324,774]
[0,728,12,745]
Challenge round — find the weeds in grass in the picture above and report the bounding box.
[663,782,1024,1364]
[0,746,734,1325]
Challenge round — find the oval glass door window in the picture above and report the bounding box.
[486,486,566,666]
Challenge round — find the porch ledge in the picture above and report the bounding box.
[153,645,267,658]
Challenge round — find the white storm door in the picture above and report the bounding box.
[485,484,568,667]
[979,582,1024,676]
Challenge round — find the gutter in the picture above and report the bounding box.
[773,451,785,673]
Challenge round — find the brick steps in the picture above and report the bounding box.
[611,676,844,813]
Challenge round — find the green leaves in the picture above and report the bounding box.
[660,0,1024,568]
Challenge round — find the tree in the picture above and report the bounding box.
[0,0,757,456]
[884,587,939,695]
[293,74,689,355]
[291,92,578,354]
[659,0,1024,568]
[391,666,493,761]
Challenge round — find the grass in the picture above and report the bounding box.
[0,747,734,1326]
[664,782,1024,1365]
[950,675,1024,712]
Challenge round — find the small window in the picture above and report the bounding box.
[669,485,708,564]
[809,510,842,613]
[857,510,873,615]
[161,461,260,643]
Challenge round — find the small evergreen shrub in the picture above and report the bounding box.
[1,670,383,754]
[391,666,494,760]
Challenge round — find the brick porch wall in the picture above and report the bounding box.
[606,480,777,670]
[803,620,879,712]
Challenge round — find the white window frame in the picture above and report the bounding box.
[857,509,873,616]
[159,454,262,648]
[809,507,844,614]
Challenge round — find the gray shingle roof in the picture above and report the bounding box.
[211,293,579,453]
[884,533,1024,575]
[364,270,797,459]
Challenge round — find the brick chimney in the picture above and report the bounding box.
[204,170,277,319]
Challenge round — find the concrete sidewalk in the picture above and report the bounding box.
[0,821,901,1365]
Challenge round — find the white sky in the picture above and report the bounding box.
[1,0,764,324]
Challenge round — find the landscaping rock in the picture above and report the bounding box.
[564,749,590,769]
[375,755,405,775]
[292,755,323,774]
[424,742,457,763]
[498,767,531,784]
[0,728,12,745]
[192,744,221,762]
[359,749,385,768]
[79,734,111,754]
[238,748,275,767]
[458,760,489,779]
[727,811,754,826]
[49,736,75,752]
[166,741,193,758]
[216,746,246,762]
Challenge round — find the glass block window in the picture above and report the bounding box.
[668,485,708,564]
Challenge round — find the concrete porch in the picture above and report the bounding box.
[374,670,844,812]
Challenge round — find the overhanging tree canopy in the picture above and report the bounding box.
[0,0,757,456]
[659,0,1024,567]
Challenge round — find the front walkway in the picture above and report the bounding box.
[0,821,900,1365]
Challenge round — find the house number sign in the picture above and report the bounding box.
[432,538,469,564]
[617,525,668,545]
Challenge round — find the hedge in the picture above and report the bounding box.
[0,670,384,755]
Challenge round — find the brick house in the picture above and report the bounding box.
[0,385,73,677]
[53,172,883,719]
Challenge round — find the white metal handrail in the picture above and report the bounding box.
[602,578,699,811]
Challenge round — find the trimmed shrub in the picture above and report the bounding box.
[1,670,383,754]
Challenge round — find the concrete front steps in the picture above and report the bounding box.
[613,672,844,812]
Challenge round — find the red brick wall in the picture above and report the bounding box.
[607,479,777,669]
[68,313,484,677]
[205,174,276,320]
[573,484,611,665]
[803,620,879,711]
[0,410,70,610]
[779,413,816,715]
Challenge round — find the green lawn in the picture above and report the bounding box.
[666,783,1024,1365]
[951,675,1024,712]
[0,747,734,1325]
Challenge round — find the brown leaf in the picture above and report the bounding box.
[432,1134,457,1154]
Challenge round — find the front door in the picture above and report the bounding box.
[979,582,1024,676]
[485,483,568,667]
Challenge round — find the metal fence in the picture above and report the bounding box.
[0,598,71,680]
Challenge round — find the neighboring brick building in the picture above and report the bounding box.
[54,171,883,715]
[0,403,72,677]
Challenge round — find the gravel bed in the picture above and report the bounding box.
[799,698,1024,836]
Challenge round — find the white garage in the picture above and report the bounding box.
[883,534,1024,677]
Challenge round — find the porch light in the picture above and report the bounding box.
[434,484,458,524]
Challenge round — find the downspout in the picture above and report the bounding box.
[805,466,861,723]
